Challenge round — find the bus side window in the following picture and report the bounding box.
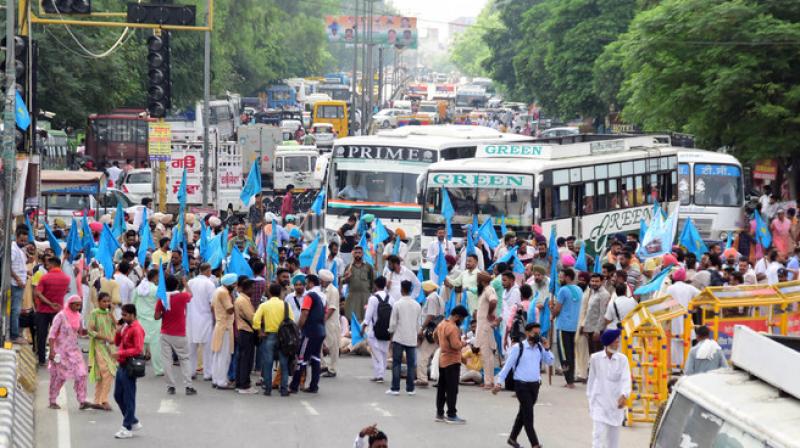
[583,182,595,215]
[541,187,553,221]
[609,179,620,209]
[596,180,607,212]
[555,185,570,219]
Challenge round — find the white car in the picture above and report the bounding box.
[540,126,580,138]
[372,108,408,128]
[119,168,153,204]
[41,188,136,227]
[310,123,336,148]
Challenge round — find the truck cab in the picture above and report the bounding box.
[274,145,320,192]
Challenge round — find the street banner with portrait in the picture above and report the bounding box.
[325,15,418,49]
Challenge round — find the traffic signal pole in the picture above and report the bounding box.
[1,0,18,345]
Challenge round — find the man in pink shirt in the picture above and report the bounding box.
[154,274,195,396]
[281,184,295,221]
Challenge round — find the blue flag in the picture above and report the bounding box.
[316,246,327,274]
[199,220,209,261]
[754,211,772,248]
[639,218,648,244]
[391,235,400,256]
[539,297,551,335]
[14,91,30,131]
[358,233,374,266]
[441,188,455,239]
[138,216,154,269]
[299,235,320,268]
[177,168,188,206]
[157,263,169,310]
[434,242,448,287]
[25,214,35,243]
[373,218,390,244]
[471,215,479,239]
[65,220,81,262]
[266,219,280,267]
[574,243,587,272]
[350,312,364,347]
[331,258,339,288]
[445,289,457,317]
[240,160,262,205]
[112,201,126,239]
[461,314,471,334]
[466,226,476,256]
[500,215,507,237]
[593,254,603,274]
[98,224,120,279]
[725,231,733,250]
[478,217,499,250]
[528,292,539,325]
[634,264,675,296]
[170,212,185,251]
[494,327,504,358]
[416,267,426,304]
[81,216,95,262]
[310,190,325,215]
[548,226,560,296]
[181,237,190,274]
[44,222,62,258]
[227,246,254,277]
[679,217,708,259]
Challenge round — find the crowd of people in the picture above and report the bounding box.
[7,190,800,446]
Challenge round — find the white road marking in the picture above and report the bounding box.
[56,388,71,448]
[535,402,553,406]
[157,398,181,414]
[369,402,392,417]
[301,400,319,416]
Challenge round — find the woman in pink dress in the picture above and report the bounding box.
[771,208,792,258]
[47,295,90,410]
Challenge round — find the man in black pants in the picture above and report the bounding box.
[33,257,71,365]
[433,305,469,424]
[493,323,555,448]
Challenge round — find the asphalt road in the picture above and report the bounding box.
[35,355,652,447]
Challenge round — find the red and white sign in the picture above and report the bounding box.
[753,159,778,181]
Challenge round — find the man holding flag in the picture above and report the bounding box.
[426,226,456,284]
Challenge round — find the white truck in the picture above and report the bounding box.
[274,145,321,192]
[166,140,244,213]
[651,326,800,448]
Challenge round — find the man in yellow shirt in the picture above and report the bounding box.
[253,283,294,396]
[460,341,483,385]
[151,237,171,267]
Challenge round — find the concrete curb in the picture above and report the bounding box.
[0,346,35,448]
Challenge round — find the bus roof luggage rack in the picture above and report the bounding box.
[731,326,800,400]
[378,125,510,140]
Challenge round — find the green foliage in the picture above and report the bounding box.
[512,0,636,118]
[482,0,537,98]
[612,0,800,159]
[32,0,342,128]
[449,2,502,78]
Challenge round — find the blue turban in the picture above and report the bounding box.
[221,273,238,286]
[601,329,621,346]
[289,228,303,240]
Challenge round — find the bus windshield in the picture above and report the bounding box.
[693,163,742,207]
[331,162,419,204]
[422,173,535,228]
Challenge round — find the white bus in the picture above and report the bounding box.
[677,150,745,242]
[421,135,683,256]
[421,135,745,257]
[325,125,532,270]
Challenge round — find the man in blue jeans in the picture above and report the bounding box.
[289,275,326,394]
[254,284,294,396]
[9,227,30,344]
[387,280,422,396]
[114,304,145,439]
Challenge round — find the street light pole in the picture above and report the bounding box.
[201,0,211,206]
[350,0,358,135]
[1,0,17,343]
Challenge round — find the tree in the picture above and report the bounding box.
[511,0,637,118]
[449,3,502,78]
[482,0,538,98]
[612,0,800,161]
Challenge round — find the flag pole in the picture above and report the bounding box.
[548,295,554,386]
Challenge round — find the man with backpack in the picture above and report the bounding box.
[254,283,296,396]
[493,323,554,448]
[289,275,327,394]
[362,277,393,383]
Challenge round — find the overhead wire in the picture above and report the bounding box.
[43,0,135,59]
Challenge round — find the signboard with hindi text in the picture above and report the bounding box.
[148,122,172,161]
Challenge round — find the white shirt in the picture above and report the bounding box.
[604,295,637,329]
[388,295,422,346]
[107,165,123,185]
[363,291,393,338]
[114,272,135,306]
[383,240,409,263]
[587,351,632,426]
[10,243,27,286]
[502,285,521,327]
[665,281,700,309]
[766,261,784,285]
[384,265,420,301]
[426,238,456,265]
[284,291,304,323]
[186,274,216,343]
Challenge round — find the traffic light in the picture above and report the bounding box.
[146,32,171,118]
[127,3,196,26]
[1,35,30,151]
[41,0,91,14]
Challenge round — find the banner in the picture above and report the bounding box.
[325,15,418,49]
[148,122,172,161]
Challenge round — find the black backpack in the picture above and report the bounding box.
[277,302,300,358]
[509,308,527,343]
[373,294,393,341]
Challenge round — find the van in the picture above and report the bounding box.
[274,145,320,192]
[312,100,348,137]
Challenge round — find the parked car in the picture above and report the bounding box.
[119,168,153,204]
[540,126,579,138]
[372,108,408,128]
[41,188,136,227]
[310,123,336,148]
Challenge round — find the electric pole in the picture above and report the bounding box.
[0,0,17,344]
[350,0,358,135]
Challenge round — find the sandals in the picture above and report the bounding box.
[48,403,61,410]
[79,402,92,410]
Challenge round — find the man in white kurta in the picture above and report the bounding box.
[319,270,341,377]
[186,264,217,380]
[587,329,632,448]
[425,227,456,284]
[664,268,700,368]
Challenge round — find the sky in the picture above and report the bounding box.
[389,0,489,41]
